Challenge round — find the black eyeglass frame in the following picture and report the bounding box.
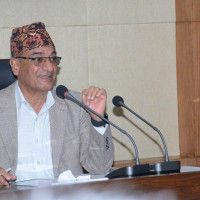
[14,56,62,66]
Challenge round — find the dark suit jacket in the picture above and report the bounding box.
[0,82,114,176]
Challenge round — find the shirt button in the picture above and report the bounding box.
[35,139,38,143]
[37,161,40,165]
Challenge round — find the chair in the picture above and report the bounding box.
[0,59,17,90]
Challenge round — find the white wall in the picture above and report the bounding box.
[0,0,179,161]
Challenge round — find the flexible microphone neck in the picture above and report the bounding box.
[115,97,169,162]
[56,86,140,165]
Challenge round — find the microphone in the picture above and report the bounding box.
[112,96,180,174]
[56,85,152,179]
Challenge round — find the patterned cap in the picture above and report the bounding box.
[11,22,55,57]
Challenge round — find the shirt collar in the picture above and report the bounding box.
[15,81,55,113]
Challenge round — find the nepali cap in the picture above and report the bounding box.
[11,22,55,57]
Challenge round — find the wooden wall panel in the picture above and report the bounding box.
[176,0,200,22]
[193,1,200,21]
[193,22,200,156]
[177,22,197,157]
[176,0,193,22]
[180,157,197,166]
[176,0,200,165]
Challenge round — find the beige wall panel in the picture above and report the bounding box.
[88,24,179,161]
[0,0,178,162]
[47,26,89,91]
[0,28,12,58]
[0,0,87,27]
[87,0,175,25]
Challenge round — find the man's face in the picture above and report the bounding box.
[11,46,58,95]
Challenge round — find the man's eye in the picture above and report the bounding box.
[34,57,43,62]
[50,57,56,62]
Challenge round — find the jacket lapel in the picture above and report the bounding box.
[50,93,68,176]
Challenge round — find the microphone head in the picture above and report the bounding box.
[56,85,68,99]
[112,96,124,107]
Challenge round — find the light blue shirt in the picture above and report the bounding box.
[15,82,54,181]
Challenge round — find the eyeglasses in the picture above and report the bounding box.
[15,56,62,67]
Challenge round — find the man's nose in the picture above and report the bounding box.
[42,58,55,71]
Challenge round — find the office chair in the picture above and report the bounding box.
[0,59,17,90]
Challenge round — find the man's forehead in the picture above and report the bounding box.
[24,47,57,56]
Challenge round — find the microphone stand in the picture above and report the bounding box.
[119,101,180,175]
[57,87,153,179]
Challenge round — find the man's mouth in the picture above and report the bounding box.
[39,74,54,81]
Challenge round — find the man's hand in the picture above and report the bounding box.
[82,86,107,121]
[0,168,17,186]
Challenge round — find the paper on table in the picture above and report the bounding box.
[58,170,76,182]
[52,170,108,186]
[57,170,91,182]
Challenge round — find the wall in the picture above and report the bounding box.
[0,0,179,161]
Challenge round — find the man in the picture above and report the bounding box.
[0,22,114,185]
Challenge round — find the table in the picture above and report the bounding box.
[0,170,200,200]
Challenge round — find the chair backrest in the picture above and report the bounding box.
[0,59,17,90]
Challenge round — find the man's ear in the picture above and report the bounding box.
[10,58,20,76]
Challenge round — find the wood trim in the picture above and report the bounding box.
[176,0,200,22]
[176,22,198,157]
[176,0,200,164]
[176,0,193,22]
[193,1,200,21]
